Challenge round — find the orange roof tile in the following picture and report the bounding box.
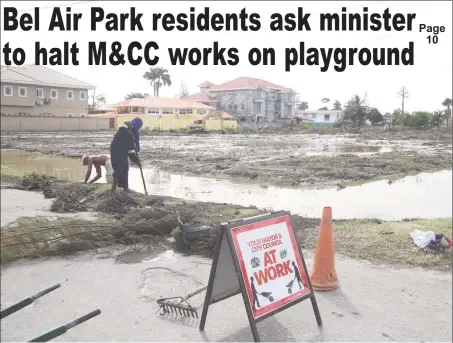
[181,92,217,102]
[113,96,214,110]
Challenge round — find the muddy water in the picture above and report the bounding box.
[1,150,451,220]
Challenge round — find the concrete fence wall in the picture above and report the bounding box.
[109,114,238,131]
[0,116,111,132]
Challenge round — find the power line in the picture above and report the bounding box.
[15,1,94,13]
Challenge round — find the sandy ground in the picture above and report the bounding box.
[1,249,451,342]
[1,180,452,342]
[1,130,452,188]
[0,189,97,227]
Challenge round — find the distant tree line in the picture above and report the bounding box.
[296,95,452,129]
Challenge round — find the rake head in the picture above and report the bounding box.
[156,297,199,318]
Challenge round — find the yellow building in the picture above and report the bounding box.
[90,96,237,131]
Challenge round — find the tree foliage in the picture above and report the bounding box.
[367,107,384,125]
[125,93,149,100]
[333,100,342,110]
[143,67,172,97]
[442,98,452,126]
[342,95,368,127]
[298,101,309,110]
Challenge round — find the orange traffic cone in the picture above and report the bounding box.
[310,207,339,291]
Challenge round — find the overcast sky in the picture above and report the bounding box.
[1,1,452,113]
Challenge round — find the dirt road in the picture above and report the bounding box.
[1,249,451,342]
[1,129,451,188]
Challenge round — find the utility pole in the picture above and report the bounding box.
[397,86,409,125]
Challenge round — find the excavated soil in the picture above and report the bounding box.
[2,128,451,188]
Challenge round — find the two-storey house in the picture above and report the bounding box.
[182,77,297,122]
[1,64,95,117]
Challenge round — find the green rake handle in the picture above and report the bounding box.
[28,309,101,342]
[1,283,61,319]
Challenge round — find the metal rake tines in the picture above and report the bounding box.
[157,298,199,318]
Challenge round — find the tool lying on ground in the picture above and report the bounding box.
[156,285,208,318]
[1,283,61,319]
[1,283,101,342]
[28,309,101,342]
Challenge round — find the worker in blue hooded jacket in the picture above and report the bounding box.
[110,117,143,192]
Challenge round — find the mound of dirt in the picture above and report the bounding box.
[93,192,140,215]
[121,207,179,235]
[49,183,98,213]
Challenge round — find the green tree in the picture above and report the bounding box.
[407,111,432,129]
[343,95,368,127]
[367,107,384,125]
[318,106,329,110]
[431,110,444,127]
[298,101,309,110]
[442,98,452,127]
[143,68,159,96]
[333,100,342,110]
[125,92,149,100]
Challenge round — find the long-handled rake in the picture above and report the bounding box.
[156,285,207,318]
[1,283,61,319]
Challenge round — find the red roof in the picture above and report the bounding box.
[220,111,234,119]
[198,81,215,88]
[207,77,295,93]
[181,92,217,102]
[113,96,214,110]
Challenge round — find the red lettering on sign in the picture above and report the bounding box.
[254,269,268,285]
[283,260,293,274]
[276,263,284,277]
[268,266,277,280]
[254,260,294,286]
[264,249,277,267]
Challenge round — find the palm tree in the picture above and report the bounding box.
[442,98,452,127]
[125,92,148,100]
[333,100,341,110]
[298,101,309,110]
[146,67,172,97]
[143,68,160,96]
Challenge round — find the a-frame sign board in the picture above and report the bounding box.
[199,211,322,342]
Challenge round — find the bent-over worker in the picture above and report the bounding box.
[110,117,143,192]
[82,154,114,184]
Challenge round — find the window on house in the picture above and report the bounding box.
[80,114,87,118]
[19,87,27,97]
[311,113,316,119]
[36,88,44,98]
[186,108,193,115]
[67,90,74,100]
[179,109,187,115]
[4,86,13,96]
[162,108,172,115]
[67,113,74,117]
[197,109,206,115]
[324,114,330,121]
[50,89,58,99]
[80,91,87,100]
[148,108,159,115]
[336,113,340,119]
